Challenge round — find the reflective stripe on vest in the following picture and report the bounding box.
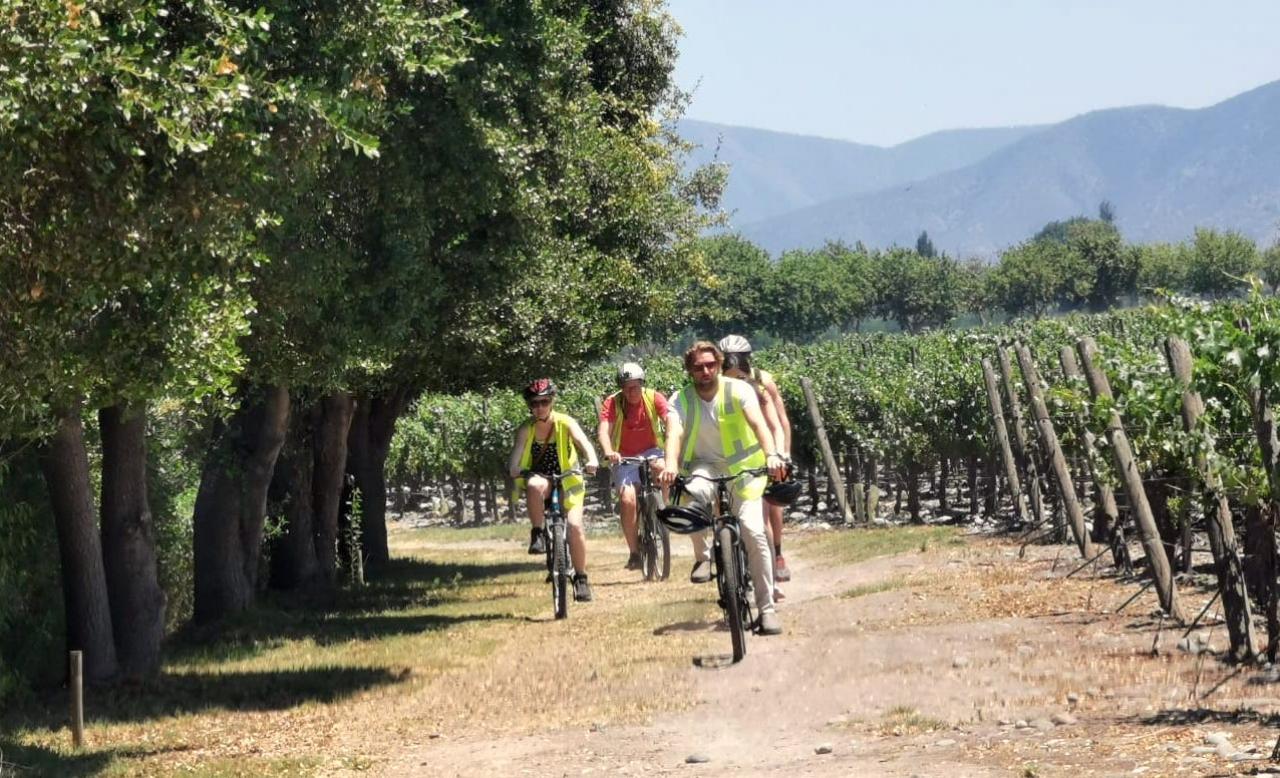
[609,388,665,453]
[514,411,585,511]
[676,376,766,500]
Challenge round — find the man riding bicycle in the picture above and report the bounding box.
[596,362,673,572]
[660,341,787,635]
[507,379,600,602]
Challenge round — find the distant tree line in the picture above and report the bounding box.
[678,214,1280,341]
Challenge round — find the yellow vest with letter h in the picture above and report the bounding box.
[674,376,766,500]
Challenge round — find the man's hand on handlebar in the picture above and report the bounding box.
[766,453,787,482]
[605,451,622,466]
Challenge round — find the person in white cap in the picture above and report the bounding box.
[597,361,674,572]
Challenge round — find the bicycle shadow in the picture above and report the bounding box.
[653,619,721,636]
[692,654,737,670]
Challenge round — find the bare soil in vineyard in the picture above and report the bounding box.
[6,521,1280,777]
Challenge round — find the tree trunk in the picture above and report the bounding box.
[312,393,355,586]
[967,456,979,518]
[269,408,319,590]
[907,462,922,524]
[1244,504,1279,662]
[40,409,120,683]
[938,457,950,513]
[347,389,411,571]
[99,403,165,680]
[193,385,291,623]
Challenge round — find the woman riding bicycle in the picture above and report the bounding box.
[507,378,600,602]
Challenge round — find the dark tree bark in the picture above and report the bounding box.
[269,409,320,590]
[967,456,979,517]
[312,393,354,585]
[347,389,411,572]
[907,462,922,524]
[99,404,166,680]
[193,385,291,623]
[40,409,119,682]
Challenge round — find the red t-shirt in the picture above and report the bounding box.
[600,391,670,455]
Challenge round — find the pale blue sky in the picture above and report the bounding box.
[668,1,1280,146]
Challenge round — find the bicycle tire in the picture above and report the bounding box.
[640,493,672,582]
[717,525,747,662]
[552,523,569,620]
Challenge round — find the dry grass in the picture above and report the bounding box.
[793,525,962,566]
[0,524,723,776]
[879,704,948,736]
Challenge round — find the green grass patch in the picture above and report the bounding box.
[795,526,962,567]
[880,705,948,736]
[838,578,906,599]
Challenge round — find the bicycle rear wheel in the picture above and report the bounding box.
[551,523,569,620]
[716,526,747,662]
[641,494,671,582]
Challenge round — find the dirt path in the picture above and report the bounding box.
[376,534,1280,778]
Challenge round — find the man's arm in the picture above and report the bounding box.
[757,389,785,457]
[660,414,683,487]
[596,417,619,464]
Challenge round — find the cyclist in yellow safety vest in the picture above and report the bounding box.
[507,378,600,603]
[597,362,673,573]
[659,341,788,635]
[719,334,794,593]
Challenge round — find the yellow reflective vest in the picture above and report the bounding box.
[673,376,767,500]
[514,412,585,511]
[607,387,665,453]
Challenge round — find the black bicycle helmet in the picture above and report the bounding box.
[657,503,713,535]
[763,478,802,507]
[522,378,557,401]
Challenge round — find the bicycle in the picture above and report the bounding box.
[521,468,582,620]
[617,455,670,582]
[658,467,770,663]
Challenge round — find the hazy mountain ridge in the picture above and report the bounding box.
[679,119,1043,226]
[726,80,1280,257]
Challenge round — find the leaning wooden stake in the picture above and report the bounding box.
[1164,336,1256,661]
[1013,344,1093,559]
[997,347,1046,529]
[1077,337,1186,622]
[1238,319,1280,662]
[70,650,85,748]
[800,378,853,523]
[1059,347,1124,555]
[981,359,1029,523]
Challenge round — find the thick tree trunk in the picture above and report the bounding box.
[99,404,165,680]
[907,462,922,524]
[312,393,355,585]
[347,389,411,572]
[269,409,320,590]
[193,385,291,623]
[40,409,120,683]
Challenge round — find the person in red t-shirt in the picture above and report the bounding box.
[597,362,673,571]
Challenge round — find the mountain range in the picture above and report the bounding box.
[680,79,1280,257]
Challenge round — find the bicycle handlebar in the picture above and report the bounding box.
[674,467,770,486]
[519,468,584,483]
[615,455,663,466]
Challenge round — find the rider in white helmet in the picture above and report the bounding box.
[597,361,674,572]
[718,335,794,592]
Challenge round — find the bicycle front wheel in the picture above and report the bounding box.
[716,526,747,662]
[641,494,671,582]
[551,523,569,620]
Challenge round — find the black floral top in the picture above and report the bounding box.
[530,439,560,476]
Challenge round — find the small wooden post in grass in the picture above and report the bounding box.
[69,650,85,748]
[1077,337,1186,623]
[1164,336,1255,662]
[1013,343,1093,559]
[800,378,852,523]
[981,359,1028,523]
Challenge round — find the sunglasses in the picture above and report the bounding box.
[690,363,718,373]
[527,398,553,408]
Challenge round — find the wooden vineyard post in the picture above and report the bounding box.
[1058,347,1123,552]
[1164,336,1255,662]
[800,378,853,523]
[1013,344,1093,558]
[70,650,85,748]
[864,452,880,521]
[1077,337,1186,622]
[981,359,1029,523]
[997,347,1047,531]
[850,446,867,523]
[1238,319,1280,662]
